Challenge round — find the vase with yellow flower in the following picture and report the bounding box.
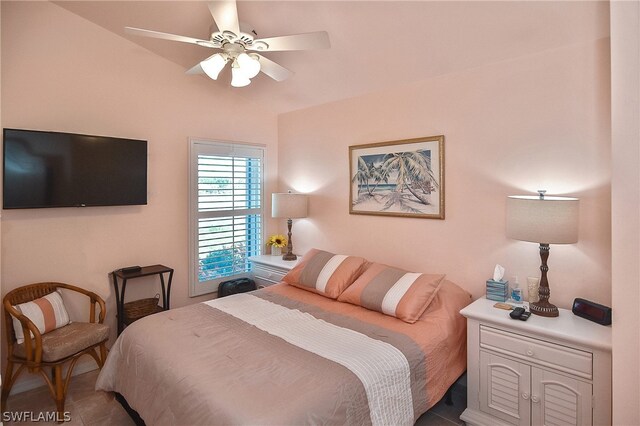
[267,234,288,256]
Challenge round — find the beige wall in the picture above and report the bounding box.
[1,1,278,389]
[611,1,640,424]
[278,37,611,309]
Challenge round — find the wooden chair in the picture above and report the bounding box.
[1,283,109,420]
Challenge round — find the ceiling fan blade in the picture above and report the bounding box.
[208,1,240,36]
[186,62,205,75]
[125,27,219,48]
[256,55,294,82]
[249,31,330,52]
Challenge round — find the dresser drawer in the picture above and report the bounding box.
[252,265,287,283]
[480,325,593,380]
[254,276,278,288]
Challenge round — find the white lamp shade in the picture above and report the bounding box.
[236,53,261,79]
[272,193,308,219]
[201,54,227,80]
[231,66,251,87]
[506,195,579,244]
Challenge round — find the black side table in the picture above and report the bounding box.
[112,264,174,335]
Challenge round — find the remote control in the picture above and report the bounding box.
[510,307,525,319]
[121,265,142,274]
[519,311,531,321]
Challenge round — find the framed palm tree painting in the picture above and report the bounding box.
[349,136,444,219]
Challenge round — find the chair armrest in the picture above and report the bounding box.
[92,295,107,324]
[4,302,44,363]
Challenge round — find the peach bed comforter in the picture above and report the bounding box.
[96,281,471,425]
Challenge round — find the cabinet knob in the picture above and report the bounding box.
[526,348,535,357]
[522,393,529,400]
[531,395,540,403]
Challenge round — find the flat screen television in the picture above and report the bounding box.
[3,128,147,209]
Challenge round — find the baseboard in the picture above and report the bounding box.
[9,358,99,396]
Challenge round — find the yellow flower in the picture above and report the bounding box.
[267,234,288,248]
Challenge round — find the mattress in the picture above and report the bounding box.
[96,280,470,425]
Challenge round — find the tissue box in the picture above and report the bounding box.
[486,279,509,302]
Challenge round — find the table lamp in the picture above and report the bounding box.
[506,190,579,317]
[272,192,308,261]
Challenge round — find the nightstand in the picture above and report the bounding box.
[248,255,298,288]
[460,298,611,426]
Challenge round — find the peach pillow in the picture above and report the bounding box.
[283,248,368,299]
[12,290,70,343]
[338,263,445,323]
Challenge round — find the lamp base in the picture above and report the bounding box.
[530,300,559,317]
[530,243,559,318]
[282,218,297,261]
[282,252,297,261]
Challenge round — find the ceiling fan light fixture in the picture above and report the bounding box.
[200,53,228,80]
[236,53,261,79]
[126,0,330,87]
[231,65,251,87]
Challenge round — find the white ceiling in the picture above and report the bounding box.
[56,1,609,114]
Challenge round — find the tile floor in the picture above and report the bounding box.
[3,370,133,426]
[416,385,467,426]
[4,369,466,425]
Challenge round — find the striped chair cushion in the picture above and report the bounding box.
[12,290,71,344]
[283,248,368,299]
[338,263,446,323]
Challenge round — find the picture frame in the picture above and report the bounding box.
[349,135,444,219]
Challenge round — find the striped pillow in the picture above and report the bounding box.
[338,263,446,323]
[283,248,368,299]
[12,290,70,344]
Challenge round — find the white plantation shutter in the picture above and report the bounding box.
[189,140,264,296]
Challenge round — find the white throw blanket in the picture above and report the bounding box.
[206,293,414,426]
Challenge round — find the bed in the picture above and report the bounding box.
[96,279,471,425]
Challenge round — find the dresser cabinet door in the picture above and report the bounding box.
[480,351,531,425]
[531,368,592,426]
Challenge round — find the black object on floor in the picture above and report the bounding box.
[218,278,257,298]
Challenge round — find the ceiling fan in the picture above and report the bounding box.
[125,0,331,87]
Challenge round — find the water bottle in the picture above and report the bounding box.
[511,276,523,304]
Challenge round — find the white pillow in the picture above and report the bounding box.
[12,290,70,344]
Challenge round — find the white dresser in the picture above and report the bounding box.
[460,298,611,426]
[248,255,298,288]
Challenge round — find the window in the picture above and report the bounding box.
[189,139,264,296]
